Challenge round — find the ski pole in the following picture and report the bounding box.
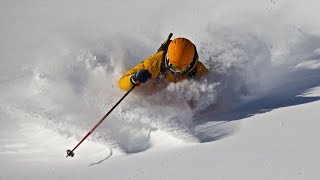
[66,85,136,158]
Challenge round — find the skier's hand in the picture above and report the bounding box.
[131,69,151,85]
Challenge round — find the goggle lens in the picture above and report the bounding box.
[167,59,189,74]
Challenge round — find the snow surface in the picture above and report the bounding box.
[1,0,320,179]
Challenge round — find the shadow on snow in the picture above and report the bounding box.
[193,68,320,143]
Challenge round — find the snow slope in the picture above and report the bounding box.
[0,0,320,179]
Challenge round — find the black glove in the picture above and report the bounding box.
[131,69,151,85]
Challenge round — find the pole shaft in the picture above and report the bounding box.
[67,85,136,157]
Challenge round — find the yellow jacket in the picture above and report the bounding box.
[118,51,208,92]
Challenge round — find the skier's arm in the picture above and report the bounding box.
[118,52,163,91]
[118,62,146,91]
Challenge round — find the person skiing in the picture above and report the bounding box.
[118,33,209,93]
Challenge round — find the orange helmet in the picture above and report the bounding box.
[167,38,195,70]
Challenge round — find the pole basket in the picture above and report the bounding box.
[66,149,75,158]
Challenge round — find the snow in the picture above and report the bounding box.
[1,0,320,179]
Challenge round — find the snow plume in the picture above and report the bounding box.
[197,24,320,117]
[11,36,198,154]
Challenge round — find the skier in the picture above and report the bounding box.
[118,34,209,93]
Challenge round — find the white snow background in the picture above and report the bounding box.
[0,0,320,179]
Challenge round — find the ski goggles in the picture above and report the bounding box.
[167,59,190,74]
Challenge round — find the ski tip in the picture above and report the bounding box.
[66,149,74,158]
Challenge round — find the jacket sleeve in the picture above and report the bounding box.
[118,51,164,91]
